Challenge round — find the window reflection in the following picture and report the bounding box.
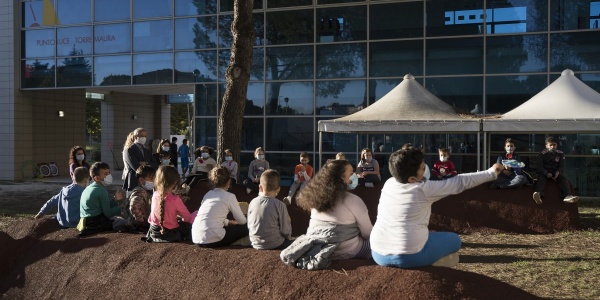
[23,29,55,58]
[134,20,173,52]
[22,1,43,28]
[370,40,423,77]
[316,43,366,79]
[550,32,600,72]
[268,0,312,8]
[486,75,546,114]
[194,118,217,149]
[426,37,483,75]
[57,0,91,24]
[57,56,92,87]
[218,13,264,47]
[195,84,218,116]
[94,55,131,86]
[316,80,366,115]
[22,59,55,88]
[551,0,600,30]
[318,128,357,153]
[487,34,546,73]
[266,10,313,45]
[241,118,264,151]
[266,118,314,151]
[175,17,217,50]
[370,2,423,40]
[266,82,314,115]
[244,83,265,116]
[265,46,313,80]
[175,0,217,16]
[317,5,367,43]
[175,51,217,83]
[133,53,173,84]
[426,0,484,37]
[425,77,483,115]
[95,0,130,22]
[219,0,262,12]
[94,23,131,54]
[369,78,423,105]
[57,27,92,56]
[133,0,173,19]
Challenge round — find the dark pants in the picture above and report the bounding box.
[79,214,113,236]
[197,224,249,248]
[274,238,293,250]
[535,174,570,198]
[145,222,192,243]
[184,171,208,188]
[243,179,259,192]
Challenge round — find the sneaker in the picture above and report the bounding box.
[283,196,292,206]
[432,252,459,268]
[563,195,579,204]
[181,184,190,194]
[365,182,374,188]
[532,192,542,204]
[230,236,252,247]
[246,188,252,195]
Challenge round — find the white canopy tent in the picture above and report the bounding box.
[317,74,481,168]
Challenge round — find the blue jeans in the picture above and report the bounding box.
[372,232,461,268]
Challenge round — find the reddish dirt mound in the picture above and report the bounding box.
[1,219,539,299]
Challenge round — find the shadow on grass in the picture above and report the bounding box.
[579,212,600,230]
[460,254,600,264]
[462,242,539,249]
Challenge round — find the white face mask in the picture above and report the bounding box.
[505,146,515,153]
[257,154,264,160]
[225,156,233,161]
[143,181,155,191]
[76,154,85,161]
[162,159,170,165]
[136,137,146,145]
[439,156,448,162]
[162,146,170,152]
[102,174,113,186]
[201,153,210,159]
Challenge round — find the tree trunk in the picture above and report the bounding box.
[217,0,255,164]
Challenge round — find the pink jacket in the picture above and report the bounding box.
[148,191,197,230]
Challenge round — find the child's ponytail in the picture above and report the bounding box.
[159,189,165,234]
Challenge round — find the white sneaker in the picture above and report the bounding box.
[432,252,459,268]
[246,188,252,195]
[532,192,542,204]
[365,182,374,188]
[563,195,579,204]
[283,196,292,205]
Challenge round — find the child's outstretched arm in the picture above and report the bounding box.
[424,164,503,201]
[35,192,60,219]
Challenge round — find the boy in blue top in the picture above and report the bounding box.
[78,162,126,236]
[34,167,89,228]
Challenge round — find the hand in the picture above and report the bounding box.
[553,171,560,180]
[491,163,504,175]
[228,220,238,226]
[546,173,553,179]
[34,213,42,220]
[115,189,126,201]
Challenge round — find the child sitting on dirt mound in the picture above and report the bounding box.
[430,147,457,180]
[247,169,293,250]
[126,165,155,233]
[370,146,503,269]
[35,166,89,228]
[145,166,196,243]
[533,136,579,205]
[489,138,531,189]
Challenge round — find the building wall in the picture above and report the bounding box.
[0,0,17,180]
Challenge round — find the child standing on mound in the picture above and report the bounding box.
[146,166,196,243]
[370,147,503,268]
[248,169,293,250]
[283,152,313,205]
[192,167,248,247]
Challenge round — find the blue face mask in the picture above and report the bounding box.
[347,173,358,190]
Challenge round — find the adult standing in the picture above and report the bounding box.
[178,139,190,178]
[121,132,135,181]
[123,128,156,194]
[170,136,178,171]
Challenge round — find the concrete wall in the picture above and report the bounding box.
[0,1,17,180]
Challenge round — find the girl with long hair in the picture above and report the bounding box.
[69,146,90,178]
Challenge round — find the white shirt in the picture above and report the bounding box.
[192,188,247,244]
[370,168,497,256]
[310,192,373,259]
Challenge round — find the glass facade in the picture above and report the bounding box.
[19,0,600,194]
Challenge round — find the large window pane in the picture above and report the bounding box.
[319,0,364,4]
[57,26,92,56]
[370,40,423,77]
[195,84,218,116]
[317,5,367,43]
[370,2,423,39]
[241,118,264,152]
[220,0,262,12]
[22,59,55,88]
[316,43,366,79]
[23,29,55,58]
[175,51,217,83]
[316,80,366,115]
[133,0,173,19]
[266,10,313,45]
[580,73,600,92]
[134,20,173,52]
[266,82,314,115]
[487,34,547,73]
[57,56,92,87]
[22,1,43,28]
[266,118,314,151]
[486,75,547,114]
[551,0,600,31]
[94,55,132,86]
[426,0,485,37]
[426,37,483,75]
[219,13,264,47]
[485,0,547,34]
[133,53,173,84]
[175,17,217,50]
[194,118,217,149]
[318,126,357,153]
[265,46,313,80]
[245,83,265,116]
[94,23,131,54]
[268,0,312,8]
[175,0,217,16]
[57,0,91,24]
[425,77,483,115]
[218,48,263,81]
[95,0,130,22]
[550,32,600,72]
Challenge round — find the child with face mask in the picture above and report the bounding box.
[183,146,217,189]
[220,149,239,186]
[489,138,530,189]
[533,136,579,205]
[335,152,358,190]
[431,148,457,180]
[243,147,270,194]
[357,148,381,187]
[127,165,156,232]
[153,139,172,167]
[283,152,314,205]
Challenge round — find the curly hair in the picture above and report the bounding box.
[69,146,87,167]
[154,166,180,234]
[194,145,214,157]
[296,160,350,212]
[389,148,424,183]
[209,166,230,189]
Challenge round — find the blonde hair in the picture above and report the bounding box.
[123,132,135,149]
[254,147,264,156]
[154,166,181,234]
[335,152,346,160]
